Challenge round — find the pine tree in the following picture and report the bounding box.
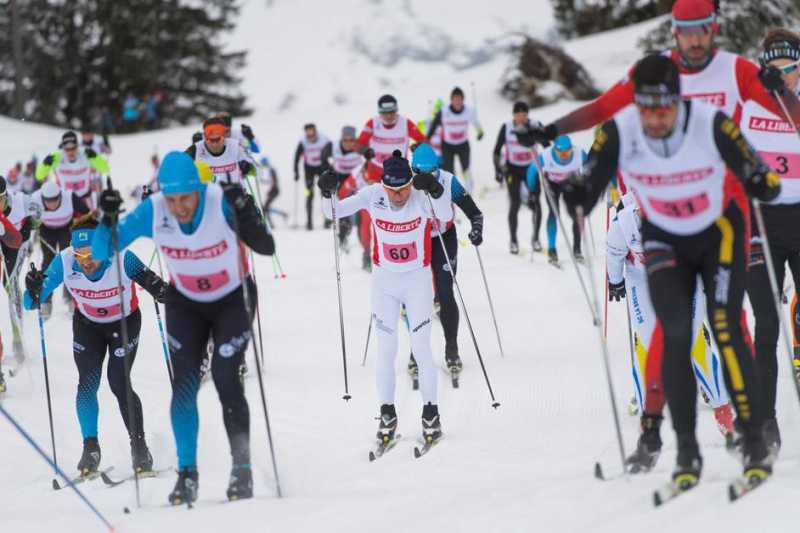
[551,0,671,38]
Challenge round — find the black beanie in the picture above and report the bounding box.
[382,150,412,188]
[513,101,529,113]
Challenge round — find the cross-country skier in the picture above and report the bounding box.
[321,126,364,248]
[562,54,780,493]
[319,150,450,452]
[493,101,541,255]
[6,162,22,194]
[36,131,110,210]
[20,160,38,194]
[0,198,23,393]
[405,143,483,379]
[607,193,734,473]
[186,117,255,185]
[90,151,275,504]
[528,135,587,264]
[216,111,261,154]
[23,218,167,477]
[29,180,91,317]
[257,156,281,226]
[739,29,800,460]
[293,123,332,230]
[521,0,800,147]
[427,87,484,192]
[80,129,111,155]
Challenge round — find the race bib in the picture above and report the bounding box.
[511,152,533,164]
[177,270,231,293]
[758,151,800,179]
[63,180,88,191]
[648,193,710,218]
[383,242,418,263]
[449,131,467,142]
[82,302,122,319]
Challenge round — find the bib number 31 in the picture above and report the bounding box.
[383,242,418,263]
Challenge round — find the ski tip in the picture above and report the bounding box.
[593,462,604,480]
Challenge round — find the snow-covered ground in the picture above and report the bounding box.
[1,2,799,532]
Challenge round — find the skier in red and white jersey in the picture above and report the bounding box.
[522,0,800,146]
[294,123,332,230]
[319,150,450,451]
[321,126,364,251]
[357,94,426,180]
[740,29,800,460]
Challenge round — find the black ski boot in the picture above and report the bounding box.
[77,437,101,476]
[445,344,463,373]
[742,433,772,486]
[226,465,253,501]
[130,435,153,474]
[625,414,662,473]
[421,403,443,445]
[672,434,702,490]
[168,468,199,506]
[763,418,781,461]
[376,404,398,444]
[509,240,519,255]
[573,244,584,264]
[532,239,543,253]
[547,248,559,265]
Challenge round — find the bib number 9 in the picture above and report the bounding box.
[83,303,122,319]
[383,242,418,264]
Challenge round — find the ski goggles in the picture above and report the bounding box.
[633,92,680,108]
[775,59,800,75]
[672,15,717,37]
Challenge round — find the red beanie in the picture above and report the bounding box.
[672,0,716,25]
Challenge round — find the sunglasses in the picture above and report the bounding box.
[74,249,92,260]
[63,144,78,151]
[674,23,713,37]
[776,60,800,74]
[206,136,223,143]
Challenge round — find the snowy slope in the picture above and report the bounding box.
[1,2,799,532]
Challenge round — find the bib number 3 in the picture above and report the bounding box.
[383,242,418,263]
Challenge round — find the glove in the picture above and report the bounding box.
[561,172,590,214]
[141,185,154,200]
[477,128,484,141]
[361,147,375,161]
[746,166,781,202]
[241,124,254,142]
[608,279,626,301]
[43,154,54,166]
[758,65,785,95]
[85,148,97,159]
[515,121,558,148]
[221,180,248,211]
[154,282,169,304]
[494,166,506,183]
[99,179,123,225]
[412,172,444,198]
[318,169,338,199]
[468,215,484,246]
[26,265,45,306]
[192,131,203,144]
[239,160,253,176]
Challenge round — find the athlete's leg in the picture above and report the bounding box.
[371,271,402,405]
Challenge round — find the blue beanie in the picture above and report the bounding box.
[411,143,439,173]
[554,135,572,152]
[382,150,412,188]
[71,227,95,249]
[158,151,202,195]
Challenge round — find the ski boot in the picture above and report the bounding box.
[407,355,419,390]
[0,370,6,394]
[226,465,253,501]
[445,344,462,388]
[532,239,543,253]
[130,435,154,475]
[509,240,519,255]
[168,468,199,506]
[763,418,781,461]
[713,403,734,440]
[625,414,662,473]
[671,435,702,491]
[741,435,772,489]
[547,248,559,266]
[77,437,101,477]
[573,245,584,264]
[421,403,443,446]
[376,404,398,445]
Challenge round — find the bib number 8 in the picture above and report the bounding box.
[177,271,231,293]
[196,278,211,291]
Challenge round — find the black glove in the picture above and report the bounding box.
[561,172,590,214]
[141,185,153,200]
[361,147,375,161]
[516,121,558,148]
[608,279,626,301]
[192,131,203,144]
[153,282,170,304]
[241,124,254,142]
[239,160,253,176]
[85,147,97,159]
[758,65,785,95]
[26,264,45,307]
[412,172,444,198]
[318,169,338,199]
[746,166,781,202]
[99,179,123,225]
[221,179,248,211]
[43,154,54,166]
[494,166,506,183]
[468,214,484,246]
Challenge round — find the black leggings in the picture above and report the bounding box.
[40,225,71,302]
[73,309,143,440]
[166,280,256,469]
[747,202,800,419]
[441,142,470,174]
[505,163,540,243]
[644,202,763,445]
[304,164,324,228]
[431,227,459,353]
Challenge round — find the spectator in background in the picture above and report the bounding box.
[122,94,141,132]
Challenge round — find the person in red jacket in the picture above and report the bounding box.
[522,0,800,145]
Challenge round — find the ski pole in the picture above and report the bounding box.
[603,203,611,340]
[149,248,174,384]
[245,175,286,279]
[532,156,599,325]
[577,208,627,474]
[752,199,800,406]
[474,247,505,358]
[225,174,283,497]
[0,403,114,531]
[31,263,59,490]
[105,179,142,508]
[361,314,372,367]
[250,249,267,368]
[292,179,300,229]
[329,196,352,400]
[426,194,500,408]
